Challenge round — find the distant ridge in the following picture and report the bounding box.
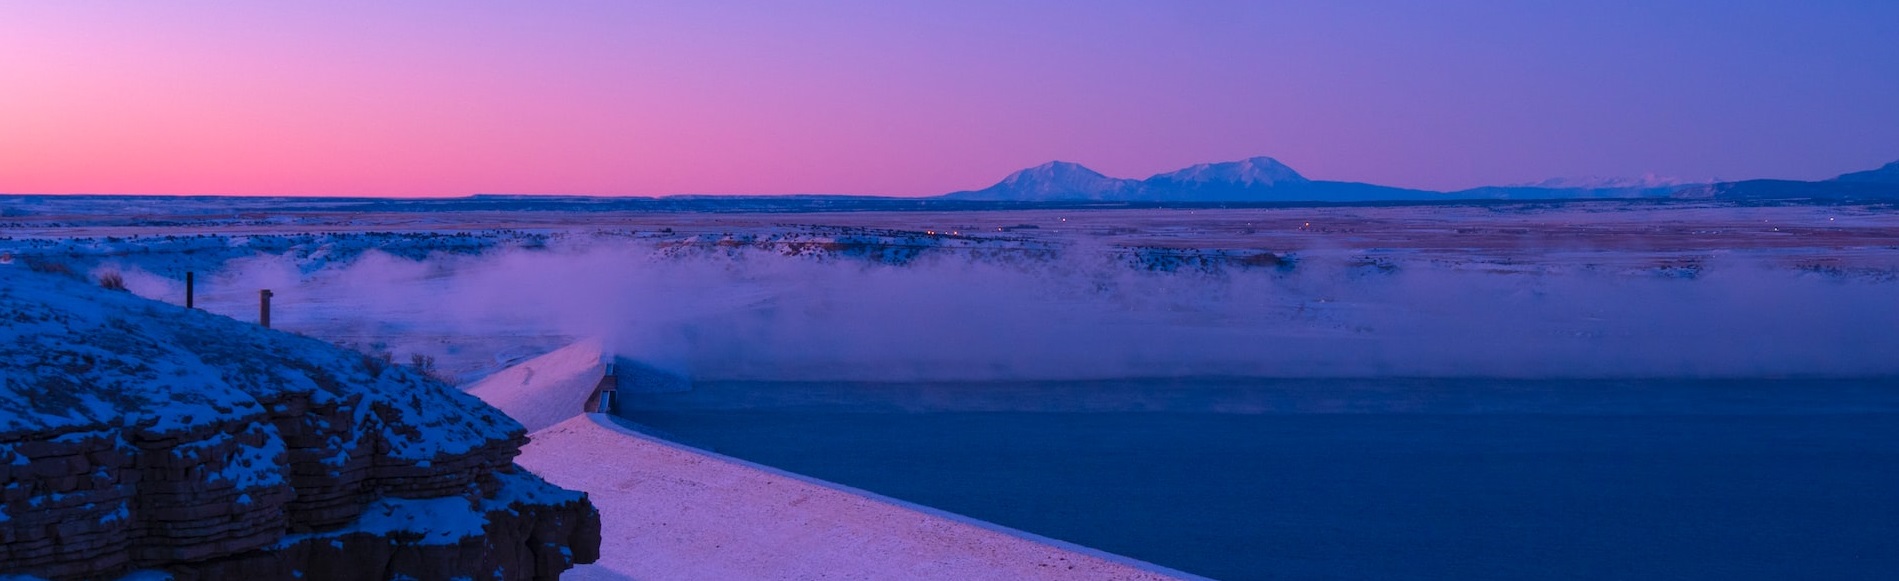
[943,157,1436,203]
[946,157,1899,203]
[1451,174,1705,201]
[958,161,1142,202]
[1834,160,1899,184]
[1659,158,1899,201]
[1150,157,1308,188]
[1507,174,1700,190]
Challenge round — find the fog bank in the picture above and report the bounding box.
[155,241,1899,380]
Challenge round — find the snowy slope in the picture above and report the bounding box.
[945,161,1143,201]
[1148,156,1308,188]
[465,340,607,433]
[522,414,1202,581]
[463,337,1197,579]
[0,266,517,457]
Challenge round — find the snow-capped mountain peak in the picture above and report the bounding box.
[944,156,1433,202]
[1150,156,1309,187]
[960,161,1138,201]
[999,161,1112,184]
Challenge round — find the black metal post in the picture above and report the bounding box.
[185,272,195,309]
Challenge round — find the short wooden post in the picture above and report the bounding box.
[185,272,195,309]
[259,289,273,328]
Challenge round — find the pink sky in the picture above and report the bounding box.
[3,1,1896,197]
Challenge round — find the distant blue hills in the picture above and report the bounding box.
[942,157,1444,202]
[942,156,1899,203]
[1674,159,1899,201]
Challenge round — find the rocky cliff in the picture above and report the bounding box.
[0,267,600,580]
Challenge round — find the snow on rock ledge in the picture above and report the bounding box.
[0,268,600,580]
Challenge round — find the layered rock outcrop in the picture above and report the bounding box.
[0,268,600,580]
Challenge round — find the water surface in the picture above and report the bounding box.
[622,378,1899,580]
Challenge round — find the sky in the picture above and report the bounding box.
[2,0,1896,197]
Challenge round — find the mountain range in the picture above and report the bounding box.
[942,157,1899,203]
[944,157,1439,203]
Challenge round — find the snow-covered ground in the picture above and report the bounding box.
[526,414,1198,581]
[466,340,608,433]
[7,198,1898,578]
[467,339,1196,580]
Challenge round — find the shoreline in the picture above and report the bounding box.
[471,342,1199,580]
[524,413,1204,580]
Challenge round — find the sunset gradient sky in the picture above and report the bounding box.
[3,1,1896,197]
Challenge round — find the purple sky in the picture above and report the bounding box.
[3,0,1896,197]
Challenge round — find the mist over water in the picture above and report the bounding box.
[86,228,1899,581]
[149,240,1899,381]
